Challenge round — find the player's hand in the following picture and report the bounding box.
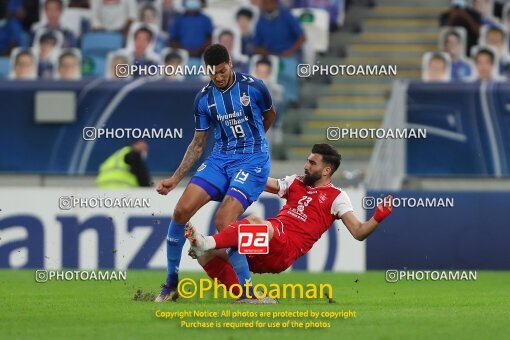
[373,195,393,223]
[156,176,179,195]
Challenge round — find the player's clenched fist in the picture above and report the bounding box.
[156,177,179,195]
[373,195,393,223]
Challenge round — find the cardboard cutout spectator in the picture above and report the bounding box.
[440,27,473,80]
[56,48,81,79]
[422,52,452,82]
[162,48,188,81]
[253,56,284,152]
[33,30,63,79]
[471,0,499,26]
[236,8,255,56]
[106,51,132,79]
[440,0,482,53]
[479,24,510,75]
[138,3,168,53]
[216,28,249,73]
[128,25,159,76]
[472,45,504,80]
[90,0,137,35]
[32,0,76,47]
[9,48,37,79]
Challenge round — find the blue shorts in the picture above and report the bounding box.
[189,151,271,210]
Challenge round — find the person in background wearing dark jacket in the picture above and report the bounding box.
[440,0,482,53]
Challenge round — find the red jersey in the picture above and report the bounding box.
[275,175,353,257]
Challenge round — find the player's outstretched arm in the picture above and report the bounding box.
[264,177,279,194]
[262,106,277,132]
[341,195,393,241]
[156,130,208,195]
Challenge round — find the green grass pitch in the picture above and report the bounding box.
[1,270,509,339]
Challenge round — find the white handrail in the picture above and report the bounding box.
[364,80,408,190]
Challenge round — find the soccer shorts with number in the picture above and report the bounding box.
[189,151,270,210]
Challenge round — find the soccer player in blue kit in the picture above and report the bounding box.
[155,44,277,302]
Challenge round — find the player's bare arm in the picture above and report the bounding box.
[156,130,208,195]
[262,106,277,132]
[341,195,393,241]
[264,177,279,194]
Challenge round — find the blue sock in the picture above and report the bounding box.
[228,249,253,296]
[166,220,186,287]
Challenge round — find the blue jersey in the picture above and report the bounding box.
[194,72,273,154]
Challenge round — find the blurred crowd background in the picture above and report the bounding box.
[1,0,353,162]
[2,0,510,273]
[0,0,346,99]
[2,0,510,176]
[424,0,510,82]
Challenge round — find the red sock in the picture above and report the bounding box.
[202,256,240,295]
[212,218,250,249]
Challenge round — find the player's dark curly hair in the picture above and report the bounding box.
[203,44,230,66]
[312,144,341,174]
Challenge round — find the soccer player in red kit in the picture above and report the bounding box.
[185,144,393,296]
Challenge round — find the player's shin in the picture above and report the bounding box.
[202,256,241,295]
[212,223,240,249]
[165,220,186,287]
[228,250,254,297]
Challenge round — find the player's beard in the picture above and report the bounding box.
[303,172,321,187]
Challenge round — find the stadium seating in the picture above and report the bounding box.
[202,7,236,30]
[0,57,10,78]
[291,8,330,65]
[60,7,92,37]
[291,8,330,53]
[88,55,107,77]
[81,32,125,76]
[81,32,125,60]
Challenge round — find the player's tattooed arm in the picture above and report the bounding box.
[262,106,277,132]
[156,131,209,195]
[173,130,208,181]
[264,177,279,194]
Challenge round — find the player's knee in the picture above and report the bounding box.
[197,251,216,266]
[246,215,274,239]
[214,215,232,231]
[268,225,274,239]
[246,215,264,224]
[173,204,193,224]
